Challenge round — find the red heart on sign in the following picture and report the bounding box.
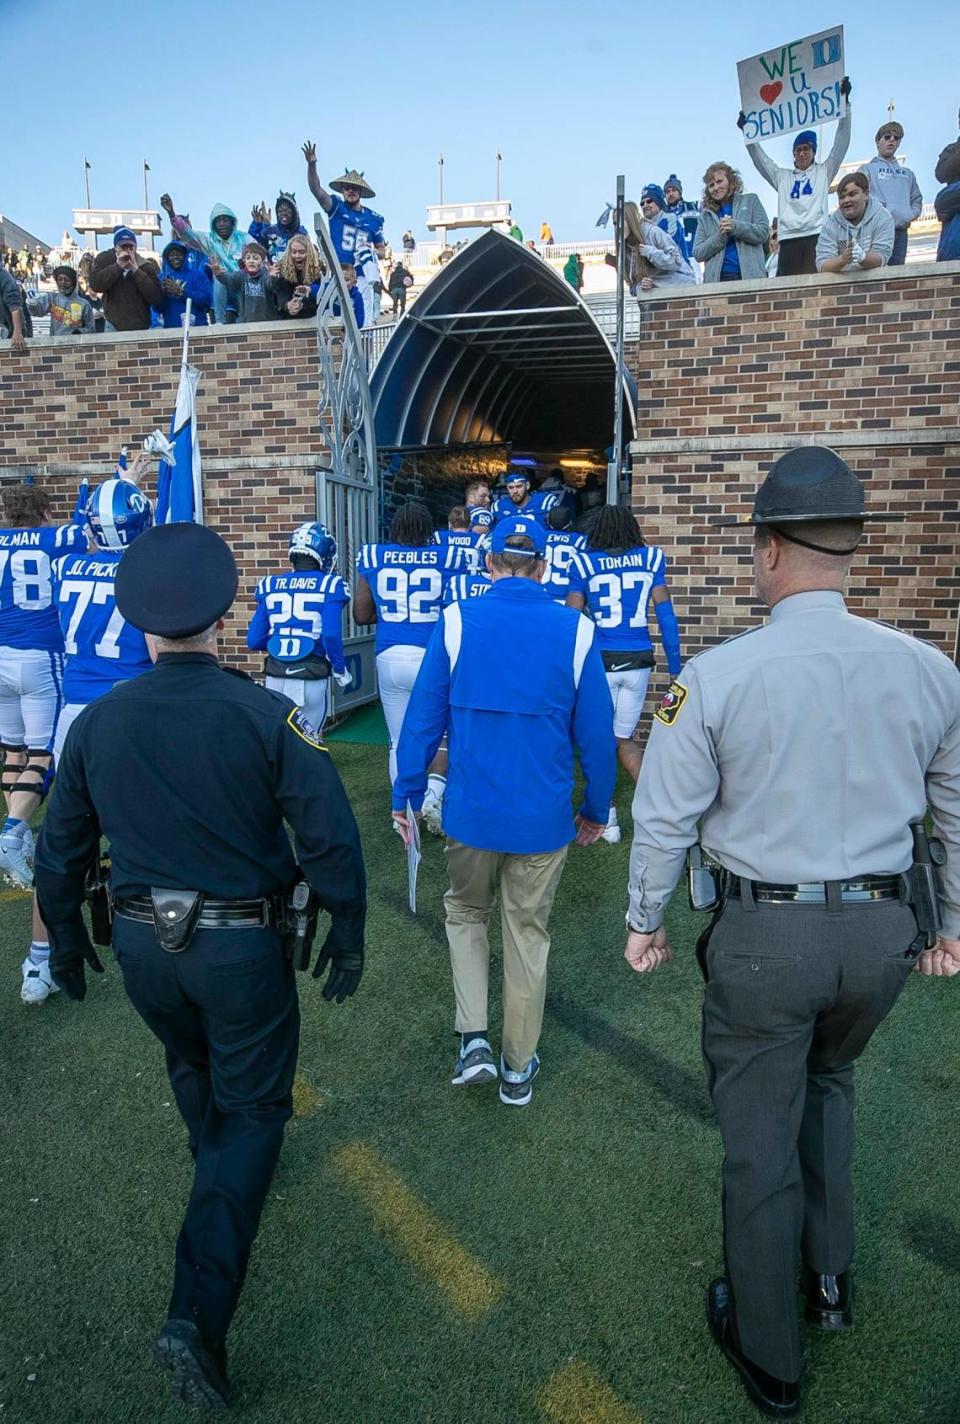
[759,81,783,105]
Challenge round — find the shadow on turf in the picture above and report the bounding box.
[378,884,449,948]
[904,1212,960,1275]
[545,992,714,1124]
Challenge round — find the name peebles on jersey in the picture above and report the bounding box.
[356,542,469,652]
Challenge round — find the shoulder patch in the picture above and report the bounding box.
[286,706,328,750]
[654,680,688,726]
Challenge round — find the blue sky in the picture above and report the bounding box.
[2,0,955,248]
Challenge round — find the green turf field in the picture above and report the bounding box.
[2,744,958,1423]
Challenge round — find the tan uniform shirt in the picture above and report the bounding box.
[629,591,960,934]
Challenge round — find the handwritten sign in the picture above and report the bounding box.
[737,26,845,142]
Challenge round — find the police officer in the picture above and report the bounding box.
[622,447,960,1417]
[34,522,367,1410]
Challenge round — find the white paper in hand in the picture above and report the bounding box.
[406,801,422,914]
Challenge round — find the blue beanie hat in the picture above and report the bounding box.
[113,225,137,247]
[793,130,818,154]
[641,184,667,211]
[664,174,683,194]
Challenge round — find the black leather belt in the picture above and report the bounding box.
[723,873,904,905]
[114,895,278,929]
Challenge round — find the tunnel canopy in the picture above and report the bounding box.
[371,230,636,451]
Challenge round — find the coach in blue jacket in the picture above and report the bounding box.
[394,517,616,1106]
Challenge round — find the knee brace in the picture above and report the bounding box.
[10,749,53,802]
[1,744,27,797]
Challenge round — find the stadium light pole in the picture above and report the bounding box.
[438,153,444,205]
[143,160,154,250]
[607,174,626,507]
[496,152,502,200]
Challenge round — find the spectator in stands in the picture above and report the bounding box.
[640,185,692,262]
[152,240,213,328]
[563,252,584,293]
[739,78,852,276]
[274,235,322,320]
[509,220,524,241]
[816,172,895,274]
[541,221,554,244]
[354,244,382,324]
[88,227,163,332]
[525,240,541,256]
[864,122,922,267]
[935,108,960,184]
[209,242,281,323]
[162,195,250,325]
[934,181,960,261]
[27,265,96,337]
[611,201,696,292]
[249,193,307,265]
[387,259,412,316]
[694,163,770,283]
[0,263,29,352]
[32,245,47,282]
[76,252,105,332]
[337,264,365,327]
[402,229,416,254]
[303,148,387,270]
[766,218,780,277]
[663,175,700,251]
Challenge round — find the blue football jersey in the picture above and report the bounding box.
[326,197,385,267]
[542,530,588,603]
[0,524,86,652]
[467,505,493,536]
[434,530,479,574]
[246,570,348,670]
[443,572,492,605]
[52,551,151,701]
[568,545,668,652]
[491,491,560,528]
[356,541,467,652]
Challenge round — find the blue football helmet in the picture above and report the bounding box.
[289,521,337,570]
[85,478,154,550]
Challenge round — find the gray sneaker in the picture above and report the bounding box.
[499,1053,540,1106]
[451,1037,498,1086]
[0,832,34,889]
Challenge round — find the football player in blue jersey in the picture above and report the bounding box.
[465,480,494,540]
[434,507,480,575]
[51,467,155,768]
[246,522,351,735]
[491,471,560,528]
[0,484,87,895]
[567,505,682,843]
[443,569,493,605]
[302,144,387,269]
[0,483,87,1002]
[542,505,588,604]
[354,502,467,824]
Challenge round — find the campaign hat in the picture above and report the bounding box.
[115,523,239,637]
[714,446,904,527]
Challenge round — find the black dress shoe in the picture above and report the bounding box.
[152,1318,231,1410]
[707,1278,800,1419]
[803,1266,854,1331]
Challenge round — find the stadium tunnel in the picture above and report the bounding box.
[370,229,637,525]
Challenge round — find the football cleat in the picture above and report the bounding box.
[21,956,60,1006]
[0,832,34,889]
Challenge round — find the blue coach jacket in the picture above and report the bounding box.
[393,577,616,853]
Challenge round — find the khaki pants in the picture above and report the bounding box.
[443,839,568,1071]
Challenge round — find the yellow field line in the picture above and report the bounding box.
[332,1140,504,1319]
[0,888,32,904]
[292,1072,325,1117]
[540,1361,644,1424]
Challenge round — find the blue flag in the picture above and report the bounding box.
[155,366,202,523]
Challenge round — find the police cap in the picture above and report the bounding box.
[115,522,239,637]
[715,446,904,527]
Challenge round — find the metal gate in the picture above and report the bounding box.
[312,213,378,714]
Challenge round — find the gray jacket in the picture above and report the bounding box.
[816,196,895,271]
[693,192,770,281]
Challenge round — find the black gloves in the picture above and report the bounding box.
[840,75,852,98]
[49,929,104,1002]
[737,110,747,131]
[312,930,363,1003]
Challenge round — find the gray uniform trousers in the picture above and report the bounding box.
[698,893,918,1382]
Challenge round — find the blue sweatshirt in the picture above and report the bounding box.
[393,577,616,851]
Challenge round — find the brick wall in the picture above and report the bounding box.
[1,265,957,684]
[625,263,960,716]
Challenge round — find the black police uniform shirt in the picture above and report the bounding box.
[35,653,366,953]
